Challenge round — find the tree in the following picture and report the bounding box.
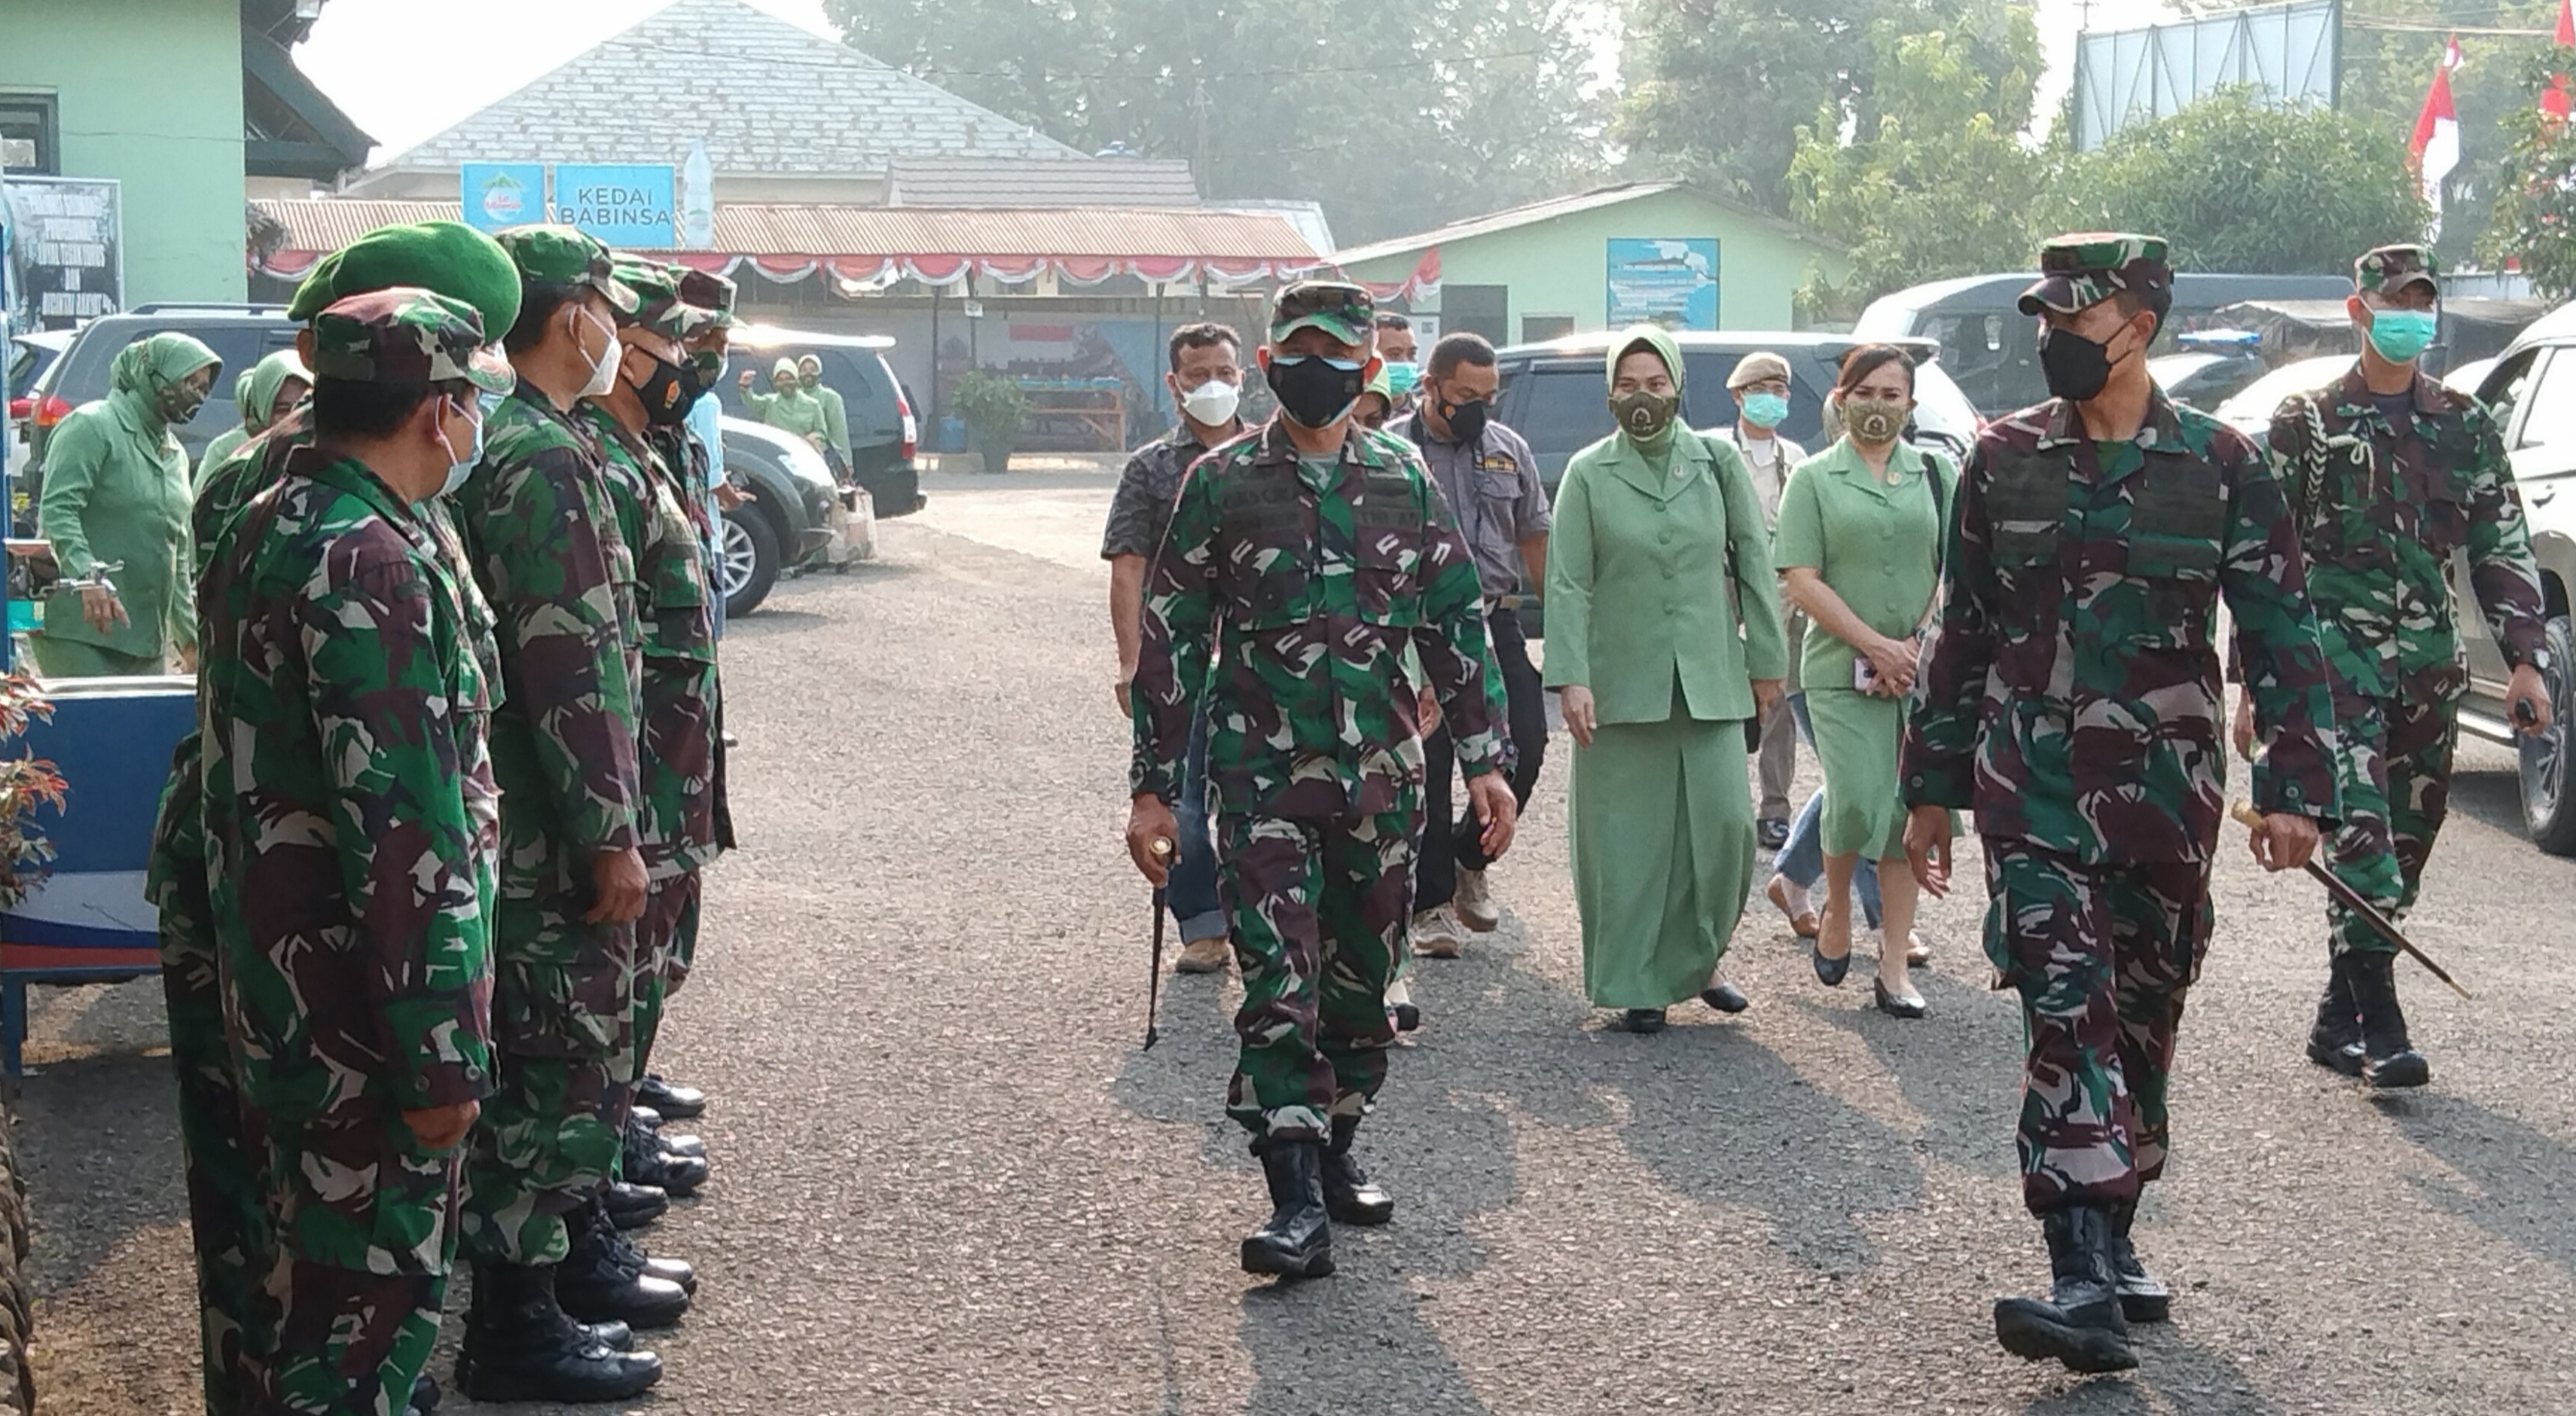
[2482,57,2576,300]
[2048,90,2430,274]
[823,0,1610,244]
[1784,11,2051,313]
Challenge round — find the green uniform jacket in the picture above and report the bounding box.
[813,382,851,459]
[743,360,829,444]
[1543,428,1787,724]
[38,334,218,661]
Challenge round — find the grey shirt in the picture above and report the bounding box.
[1385,411,1550,598]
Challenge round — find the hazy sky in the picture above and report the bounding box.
[297,0,2175,167]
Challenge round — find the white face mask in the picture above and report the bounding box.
[435,397,484,499]
[1179,376,1240,428]
[575,305,620,399]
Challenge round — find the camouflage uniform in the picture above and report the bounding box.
[1130,291,1506,1143]
[195,290,514,1414]
[2263,247,2548,968]
[1903,235,2340,1216]
[450,228,647,1268]
[145,221,522,1416]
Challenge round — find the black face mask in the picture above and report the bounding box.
[2039,325,2121,403]
[1437,395,1490,446]
[633,353,694,426]
[1265,355,1366,429]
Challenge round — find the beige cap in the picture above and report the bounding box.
[1728,352,1792,389]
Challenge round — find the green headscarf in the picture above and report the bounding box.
[1607,323,1685,457]
[109,332,221,434]
[773,356,799,390]
[240,349,310,433]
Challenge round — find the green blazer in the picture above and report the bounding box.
[1543,429,1787,725]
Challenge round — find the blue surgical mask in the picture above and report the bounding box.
[1384,360,1421,396]
[438,398,484,499]
[2366,308,2437,365]
[1738,391,1790,429]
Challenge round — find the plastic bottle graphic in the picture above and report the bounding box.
[682,140,716,249]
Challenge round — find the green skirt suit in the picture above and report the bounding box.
[1770,437,1954,860]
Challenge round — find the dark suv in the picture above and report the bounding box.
[22,305,304,487]
[711,325,922,517]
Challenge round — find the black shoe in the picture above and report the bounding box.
[630,1104,664,1129]
[2306,954,2367,1076]
[624,1118,710,1196]
[1700,981,1750,1015]
[1994,1204,2138,1374]
[1811,941,1851,987]
[1618,1007,1667,1034]
[1873,978,1927,1019]
[602,1181,669,1231]
[637,1074,707,1120]
[455,1262,663,1404]
[575,1193,698,1295]
[1241,1140,1334,1279]
[408,1371,440,1414]
[1757,817,1791,851]
[582,1319,636,1352]
[2349,952,2430,1088]
[657,1130,710,1161]
[557,1205,692,1329]
[1391,1002,1422,1033]
[2106,1200,2170,1324]
[1323,1118,1393,1226]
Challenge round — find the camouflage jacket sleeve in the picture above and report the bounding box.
[2459,402,2550,670]
[306,541,495,1111]
[1128,453,1219,802]
[2217,435,2340,822]
[1902,437,1998,810]
[1712,437,1788,682]
[1416,465,1508,778]
[470,440,640,854]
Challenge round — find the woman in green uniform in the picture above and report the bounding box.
[1545,326,1787,1033]
[34,331,219,678]
[194,349,309,488]
[1772,344,1954,1017]
[738,356,829,450]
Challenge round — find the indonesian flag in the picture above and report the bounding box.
[2550,0,2574,129]
[2559,0,2574,47]
[2411,38,2463,233]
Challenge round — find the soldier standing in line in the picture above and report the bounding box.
[2236,244,2553,1088]
[1125,281,1516,1280]
[447,225,673,1402]
[1901,234,2340,1375]
[147,219,526,1416]
[195,288,511,1416]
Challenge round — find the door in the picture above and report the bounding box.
[2453,348,2563,691]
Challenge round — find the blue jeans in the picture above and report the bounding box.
[1775,694,1883,929]
[1170,705,1225,942]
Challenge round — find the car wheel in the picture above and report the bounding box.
[2521,614,2576,856]
[721,505,781,619]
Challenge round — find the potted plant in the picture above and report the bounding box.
[951,371,1028,475]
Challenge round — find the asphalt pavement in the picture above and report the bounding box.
[19,466,2576,1414]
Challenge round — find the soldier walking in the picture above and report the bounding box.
[1125,281,1515,1280]
[1902,234,2341,1375]
[194,289,512,1416]
[2236,245,2553,1088]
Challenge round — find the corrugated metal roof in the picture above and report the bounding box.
[886,156,1199,208]
[364,0,1079,179]
[252,199,1320,261]
[1334,182,1842,267]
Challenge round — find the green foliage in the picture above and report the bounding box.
[0,675,62,913]
[823,0,1610,243]
[2050,90,2430,275]
[951,371,1029,452]
[2480,58,2576,301]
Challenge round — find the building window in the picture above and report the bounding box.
[1521,314,1576,343]
[1444,285,1509,346]
[0,93,59,175]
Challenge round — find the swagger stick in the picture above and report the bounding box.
[1144,837,1174,1050]
[2230,801,2471,1000]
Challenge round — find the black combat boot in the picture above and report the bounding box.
[454,1262,662,1403]
[2349,951,2430,1088]
[602,1179,669,1230]
[1323,1118,1393,1227]
[2306,953,2365,1076]
[636,1073,707,1119]
[657,1128,710,1161]
[2105,1199,2170,1323]
[624,1116,710,1196]
[407,1371,439,1414]
[574,1192,698,1294]
[1993,1204,2138,1374]
[557,1201,692,1330]
[1241,1139,1334,1279]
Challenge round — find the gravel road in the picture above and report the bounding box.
[19,468,2576,1415]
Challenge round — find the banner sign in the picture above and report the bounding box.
[459,163,546,234]
[1606,237,1719,330]
[2,176,122,332]
[553,164,677,249]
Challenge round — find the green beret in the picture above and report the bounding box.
[287,221,522,334]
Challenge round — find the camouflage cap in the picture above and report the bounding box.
[308,287,516,395]
[676,267,738,325]
[611,255,725,342]
[287,221,522,334]
[493,224,640,314]
[2356,243,2440,296]
[1268,280,1376,346]
[2017,232,2173,316]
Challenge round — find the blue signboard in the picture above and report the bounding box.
[459,163,546,234]
[553,163,677,249]
[1607,237,1720,331]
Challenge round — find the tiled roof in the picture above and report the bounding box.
[885,156,1199,209]
[371,0,1079,176]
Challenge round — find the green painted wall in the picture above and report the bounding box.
[1341,188,1847,338]
[0,0,246,307]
